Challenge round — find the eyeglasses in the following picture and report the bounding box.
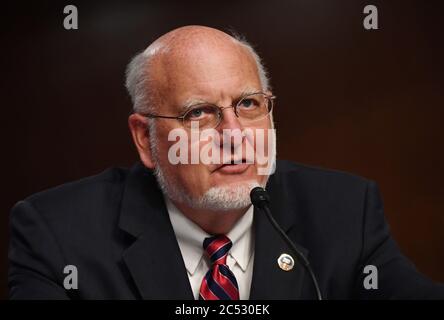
[138,92,275,130]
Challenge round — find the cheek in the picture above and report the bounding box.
[173,164,212,197]
[157,129,211,172]
[244,126,272,155]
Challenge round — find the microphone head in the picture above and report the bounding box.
[250,187,270,209]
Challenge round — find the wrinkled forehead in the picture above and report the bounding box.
[149,38,262,112]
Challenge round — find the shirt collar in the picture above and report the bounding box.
[166,197,254,276]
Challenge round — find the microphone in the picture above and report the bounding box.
[250,187,323,300]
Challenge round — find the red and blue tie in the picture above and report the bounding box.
[199,235,240,300]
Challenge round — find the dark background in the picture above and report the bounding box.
[2,0,443,299]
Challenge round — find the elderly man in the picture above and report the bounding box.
[9,26,444,300]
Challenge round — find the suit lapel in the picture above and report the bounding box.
[249,173,310,300]
[118,162,311,300]
[118,163,194,299]
[249,208,309,299]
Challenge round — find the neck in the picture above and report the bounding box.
[172,200,249,235]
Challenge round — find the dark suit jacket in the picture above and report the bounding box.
[8,160,444,299]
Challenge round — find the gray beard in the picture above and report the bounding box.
[153,163,264,211]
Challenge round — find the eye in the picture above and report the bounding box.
[238,98,259,109]
[185,105,215,120]
[190,108,203,118]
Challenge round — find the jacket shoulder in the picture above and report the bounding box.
[14,167,129,219]
[272,160,372,202]
[275,160,370,185]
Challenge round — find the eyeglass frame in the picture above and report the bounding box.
[136,91,276,129]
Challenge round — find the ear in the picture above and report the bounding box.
[128,113,155,169]
[264,90,274,127]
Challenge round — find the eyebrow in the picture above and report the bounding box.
[240,87,261,97]
[177,88,262,114]
[178,98,207,114]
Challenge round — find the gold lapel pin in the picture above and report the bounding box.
[277,253,295,271]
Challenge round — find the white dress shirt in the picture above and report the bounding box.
[165,197,255,300]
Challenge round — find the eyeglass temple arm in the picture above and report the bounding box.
[138,113,185,120]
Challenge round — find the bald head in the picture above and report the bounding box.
[144,25,241,57]
[125,26,269,114]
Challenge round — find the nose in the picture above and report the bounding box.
[217,107,244,150]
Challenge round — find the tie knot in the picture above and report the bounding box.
[203,234,232,265]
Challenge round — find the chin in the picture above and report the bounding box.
[210,177,260,189]
[193,180,260,211]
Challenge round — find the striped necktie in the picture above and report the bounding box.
[199,234,240,300]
